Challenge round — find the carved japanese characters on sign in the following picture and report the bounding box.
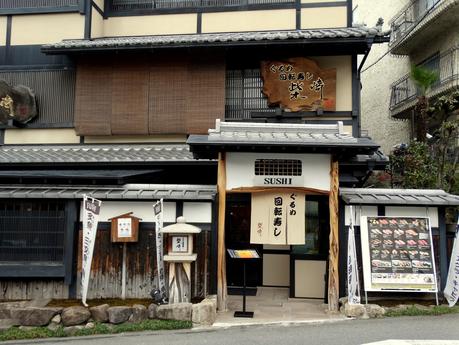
[261,58,336,112]
[0,80,37,125]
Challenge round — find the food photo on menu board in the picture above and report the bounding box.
[362,217,437,291]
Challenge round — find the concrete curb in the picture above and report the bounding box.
[209,317,352,330]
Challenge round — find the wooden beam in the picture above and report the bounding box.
[217,152,227,311]
[328,159,339,311]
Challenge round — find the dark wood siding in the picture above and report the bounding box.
[76,224,211,299]
[75,54,225,136]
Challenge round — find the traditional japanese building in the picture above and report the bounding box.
[3,0,455,311]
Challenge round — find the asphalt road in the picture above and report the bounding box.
[8,314,459,345]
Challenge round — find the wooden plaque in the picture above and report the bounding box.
[261,57,336,112]
[109,212,140,243]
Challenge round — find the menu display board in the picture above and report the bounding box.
[227,249,260,259]
[360,217,437,292]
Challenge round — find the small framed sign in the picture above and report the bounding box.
[117,218,132,238]
[110,212,140,243]
[171,236,188,253]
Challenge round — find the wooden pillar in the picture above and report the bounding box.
[217,152,227,311]
[328,159,339,311]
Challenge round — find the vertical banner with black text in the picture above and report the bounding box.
[154,199,167,300]
[81,195,102,307]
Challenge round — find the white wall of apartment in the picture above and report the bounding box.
[353,0,411,154]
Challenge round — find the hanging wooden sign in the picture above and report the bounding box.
[260,58,336,112]
[0,80,37,125]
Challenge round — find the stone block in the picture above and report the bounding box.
[0,319,20,331]
[61,306,91,326]
[343,303,366,318]
[364,304,386,318]
[157,303,192,321]
[10,307,61,327]
[90,304,110,323]
[192,301,216,326]
[129,304,147,323]
[148,304,158,319]
[108,306,132,324]
[63,325,84,336]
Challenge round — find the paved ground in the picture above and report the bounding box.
[8,313,459,345]
[215,287,346,327]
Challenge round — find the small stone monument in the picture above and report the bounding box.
[161,217,201,304]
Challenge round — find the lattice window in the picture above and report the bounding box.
[0,200,66,262]
[254,159,302,176]
[225,69,274,120]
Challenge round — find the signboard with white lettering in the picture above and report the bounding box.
[360,216,437,293]
[250,192,305,245]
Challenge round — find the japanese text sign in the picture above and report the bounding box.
[260,57,336,112]
[250,192,305,245]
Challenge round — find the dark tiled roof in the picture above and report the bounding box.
[42,26,388,52]
[0,184,216,200]
[0,144,200,164]
[340,188,459,206]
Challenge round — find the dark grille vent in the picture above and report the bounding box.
[255,159,302,176]
[0,200,66,262]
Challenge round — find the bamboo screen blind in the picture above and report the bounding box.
[75,54,225,136]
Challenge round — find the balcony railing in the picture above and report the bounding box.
[389,47,458,114]
[390,0,441,47]
[108,0,295,13]
[0,0,80,14]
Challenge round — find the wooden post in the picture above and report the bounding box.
[168,262,191,304]
[328,159,339,311]
[122,243,127,300]
[217,152,228,311]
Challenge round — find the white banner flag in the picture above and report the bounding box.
[347,205,361,305]
[444,217,459,307]
[81,195,102,307]
[154,199,167,299]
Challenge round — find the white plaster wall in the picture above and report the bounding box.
[79,201,176,222]
[345,205,439,227]
[226,152,331,191]
[385,206,439,227]
[182,202,212,223]
[344,205,378,226]
[353,0,411,154]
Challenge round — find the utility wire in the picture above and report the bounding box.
[361,1,439,73]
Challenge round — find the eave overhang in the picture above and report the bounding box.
[187,120,380,159]
[41,27,390,55]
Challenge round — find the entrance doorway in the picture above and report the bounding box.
[224,193,329,299]
[225,194,262,294]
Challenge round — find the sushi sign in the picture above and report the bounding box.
[360,216,438,293]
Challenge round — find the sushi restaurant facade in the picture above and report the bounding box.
[188,120,381,310]
[189,123,459,311]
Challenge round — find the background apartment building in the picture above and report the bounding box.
[355,0,458,154]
